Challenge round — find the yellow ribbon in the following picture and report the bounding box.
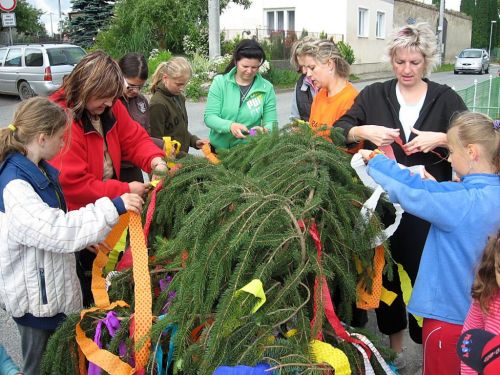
[235,279,266,313]
[7,124,16,132]
[310,340,351,374]
[163,136,181,168]
[380,287,398,306]
[397,263,423,327]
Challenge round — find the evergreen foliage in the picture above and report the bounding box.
[42,125,393,374]
[68,0,115,49]
[460,0,499,51]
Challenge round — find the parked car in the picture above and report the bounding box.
[0,44,86,100]
[454,48,490,75]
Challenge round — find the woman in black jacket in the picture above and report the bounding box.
[334,22,467,370]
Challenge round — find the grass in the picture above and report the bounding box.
[433,63,455,73]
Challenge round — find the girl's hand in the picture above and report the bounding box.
[355,125,400,146]
[120,193,144,214]
[358,149,373,163]
[422,169,437,181]
[405,128,447,154]
[230,123,249,138]
[195,139,210,149]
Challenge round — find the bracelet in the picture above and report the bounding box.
[351,127,361,143]
[368,149,384,161]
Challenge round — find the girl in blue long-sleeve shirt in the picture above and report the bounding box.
[359,111,500,375]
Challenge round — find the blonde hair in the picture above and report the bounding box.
[150,57,192,93]
[386,23,438,76]
[0,97,70,162]
[472,231,500,313]
[300,39,350,78]
[290,36,318,71]
[448,112,500,174]
[60,51,124,119]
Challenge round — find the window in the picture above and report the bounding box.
[376,11,386,38]
[265,9,295,35]
[358,7,369,37]
[47,47,86,66]
[4,48,22,67]
[25,49,44,67]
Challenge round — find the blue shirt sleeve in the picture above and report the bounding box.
[111,197,127,215]
[367,155,470,231]
[0,345,20,375]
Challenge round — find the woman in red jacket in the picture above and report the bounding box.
[49,51,167,306]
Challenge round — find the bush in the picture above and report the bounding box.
[148,49,172,77]
[221,34,241,56]
[337,40,356,65]
[264,68,300,88]
[185,74,206,101]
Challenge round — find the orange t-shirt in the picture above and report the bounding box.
[308,82,358,140]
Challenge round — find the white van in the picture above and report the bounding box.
[0,44,86,100]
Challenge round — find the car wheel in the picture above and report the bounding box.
[454,70,458,74]
[18,81,36,100]
[479,66,484,75]
[485,66,489,74]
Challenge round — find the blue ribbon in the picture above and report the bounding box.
[155,315,177,375]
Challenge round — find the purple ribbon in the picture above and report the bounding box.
[159,275,176,314]
[88,311,127,375]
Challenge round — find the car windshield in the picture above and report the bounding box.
[459,50,482,58]
[47,47,86,66]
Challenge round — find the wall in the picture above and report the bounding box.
[220,0,347,40]
[346,0,394,72]
[394,0,472,63]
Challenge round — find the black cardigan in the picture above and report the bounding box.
[335,78,467,182]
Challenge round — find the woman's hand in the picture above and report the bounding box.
[150,157,169,180]
[353,125,400,146]
[120,192,144,214]
[230,123,249,138]
[195,139,210,149]
[404,128,447,154]
[128,181,150,196]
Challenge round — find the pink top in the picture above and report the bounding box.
[461,293,500,374]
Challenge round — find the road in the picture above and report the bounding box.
[0,66,498,372]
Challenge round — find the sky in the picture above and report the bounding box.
[26,0,463,36]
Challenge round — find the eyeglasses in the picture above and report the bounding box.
[124,79,148,91]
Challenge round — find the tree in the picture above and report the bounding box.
[41,126,394,374]
[94,0,252,58]
[0,0,46,37]
[461,0,500,50]
[68,0,115,48]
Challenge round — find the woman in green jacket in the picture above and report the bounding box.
[204,39,278,150]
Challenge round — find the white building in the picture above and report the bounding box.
[220,0,395,74]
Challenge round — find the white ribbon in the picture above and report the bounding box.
[351,153,404,247]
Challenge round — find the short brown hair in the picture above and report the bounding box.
[60,51,124,118]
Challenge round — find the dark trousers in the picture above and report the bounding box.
[375,213,430,344]
[16,323,54,375]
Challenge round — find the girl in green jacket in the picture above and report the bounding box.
[204,39,278,150]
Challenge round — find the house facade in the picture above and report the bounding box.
[219,0,395,74]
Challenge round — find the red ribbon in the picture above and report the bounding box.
[298,220,371,356]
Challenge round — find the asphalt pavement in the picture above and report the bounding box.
[0,65,498,373]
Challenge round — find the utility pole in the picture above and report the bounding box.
[437,0,445,66]
[58,0,62,38]
[49,12,54,37]
[489,21,497,57]
[208,0,221,59]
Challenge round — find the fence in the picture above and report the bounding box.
[455,76,500,119]
[222,28,344,61]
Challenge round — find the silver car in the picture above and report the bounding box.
[454,48,490,75]
[0,44,86,100]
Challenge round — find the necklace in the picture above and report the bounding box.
[239,83,252,102]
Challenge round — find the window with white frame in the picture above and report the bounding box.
[358,7,369,37]
[265,9,295,34]
[376,11,386,38]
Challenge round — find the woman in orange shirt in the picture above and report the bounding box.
[302,40,357,140]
